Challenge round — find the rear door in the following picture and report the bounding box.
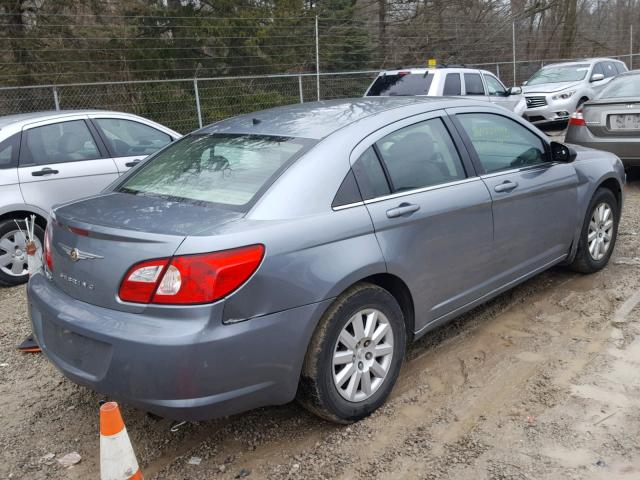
[462,72,489,102]
[450,108,578,283]
[90,117,174,173]
[18,118,119,213]
[351,111,495,330]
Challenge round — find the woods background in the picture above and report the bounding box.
[0,0,638,131]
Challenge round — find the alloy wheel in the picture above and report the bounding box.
[332,308,395,402]
[588,202,614,261]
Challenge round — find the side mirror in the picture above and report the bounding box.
[509,86,522,95]
[550,141,577,163]
[590,73,605,82]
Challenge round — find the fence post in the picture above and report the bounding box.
[512,21,517,85]
[193,78,203,129]
[52,86,60,110]
[298,75,304,103]
[631,25,634,70]
[315,15,320,101]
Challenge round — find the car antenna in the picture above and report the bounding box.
[252,118,261,125]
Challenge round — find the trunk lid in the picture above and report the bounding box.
[582,99,640,138]
[49,192,243,312]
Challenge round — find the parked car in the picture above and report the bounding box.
[364,67,526,115]
[565,70,640,170]
[28,97,624,423]
[0,110,181,285]
[521,58,628,126]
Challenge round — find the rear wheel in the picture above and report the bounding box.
[0,219,44,286]
[569,188,619,273]
[298,283,406,423]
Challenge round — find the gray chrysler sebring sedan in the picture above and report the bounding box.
[28,97,624,423]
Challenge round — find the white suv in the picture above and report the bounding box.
[364,66,526,115]
[0,110,180,285]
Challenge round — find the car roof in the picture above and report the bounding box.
[377,67,489,75]
[0,109,142,130]
[198,97,476,140]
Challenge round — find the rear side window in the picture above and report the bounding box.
[443,74,461,95]
[352,147,390,200]
[366,73,433,96]
[464,73,485,95]
[94,118,172,157]
[22,120,101,165]
[375,118,466,191]
[118,134,312,208]
[0,133,19,168]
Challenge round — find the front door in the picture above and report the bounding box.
[483,73,520,112]
[18,119,119,213]
[351,113,495,331]
[451,110,579,283]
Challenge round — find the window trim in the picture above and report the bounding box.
[19,119,107,167]
[447,109,552,176]
[90,117,172,159]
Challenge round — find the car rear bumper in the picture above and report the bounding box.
[565,125,640,167]
[28,272,331,420]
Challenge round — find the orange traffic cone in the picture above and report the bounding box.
[100,402,143,480]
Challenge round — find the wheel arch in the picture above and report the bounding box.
[0,209,48,230]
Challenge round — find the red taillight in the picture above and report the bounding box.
[569,109,586,126]
[43,223,53,272]
[118,245,264,305]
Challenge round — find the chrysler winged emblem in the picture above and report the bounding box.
[59,243,103,262]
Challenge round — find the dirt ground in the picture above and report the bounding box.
[2,174,640,480]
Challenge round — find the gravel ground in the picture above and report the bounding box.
[1,171,640,480]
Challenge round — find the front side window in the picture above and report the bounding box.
[526,64,590,85]
[457,113,547,174]
[375,118,466,192]
[443,73,462,95]
[464,73,485,95]
[484,75,508,96]
[118,134,311,208]
[23,120,100,165]
[366,73,434,96]
[94,118,172,157]
[603,62,618,78]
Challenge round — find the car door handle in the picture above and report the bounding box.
[31,168,59,177]
[494,181,518,193]
[125,160,141,168]
[386,203,420,218]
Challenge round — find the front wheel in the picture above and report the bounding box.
[569,188,619,273]
[298,283,406,423]
[0,219,45,286]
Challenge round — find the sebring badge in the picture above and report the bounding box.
[58,243,104,262]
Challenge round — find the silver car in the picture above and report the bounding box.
[28,98,624,423]
[522,58,628,126]
[0,110,180,285]
[365,67,526,115]
[565,70,640,169]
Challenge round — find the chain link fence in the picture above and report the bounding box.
[0,52,637,134]
[0,71,379,133]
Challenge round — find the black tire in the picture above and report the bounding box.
[0,218,45,287]
[298,283,406,423]
[569,188,619,274]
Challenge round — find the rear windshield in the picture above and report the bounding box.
[597,75,640,99]
[526,64,590,85]
[117,134,312,208]
[366,73,433,96]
